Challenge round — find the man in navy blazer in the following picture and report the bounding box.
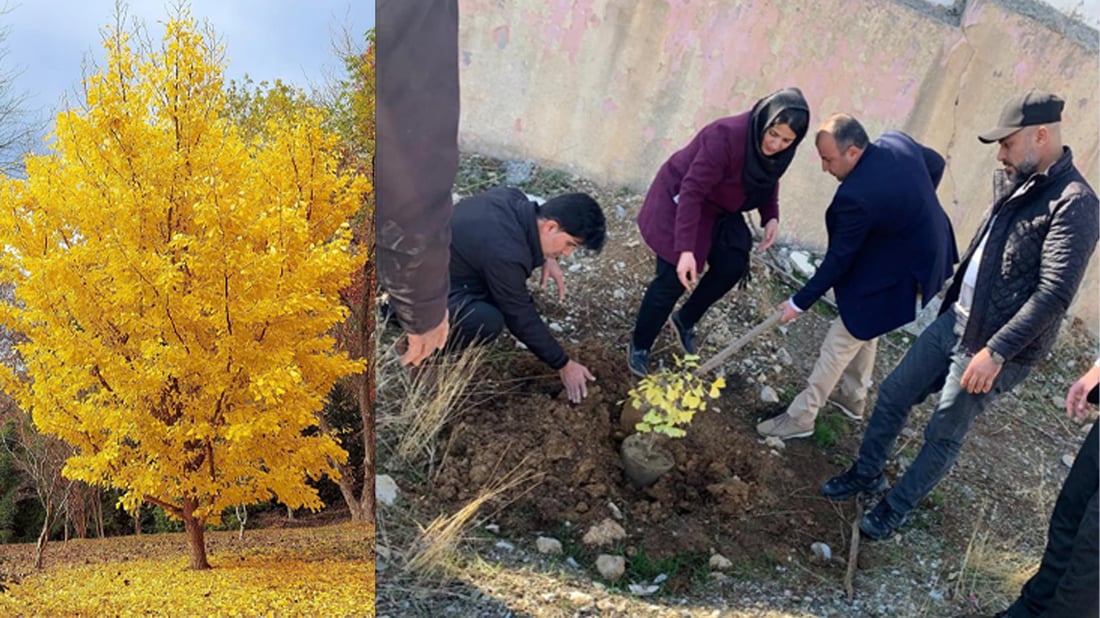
[758,114,957,440]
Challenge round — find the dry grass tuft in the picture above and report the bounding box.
[954,503,1035,607]
[403,458,542,583]
[383,342,487,466]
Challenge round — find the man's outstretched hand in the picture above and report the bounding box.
[560,359,596,404]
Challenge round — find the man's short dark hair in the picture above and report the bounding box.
[540,192,606,252]
[821,114,870,152]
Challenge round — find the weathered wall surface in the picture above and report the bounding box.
[457,0,1100,329]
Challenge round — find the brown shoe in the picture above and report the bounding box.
[828,392,865,420]
[756,413,815,440]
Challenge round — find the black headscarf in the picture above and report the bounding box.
[741,87,810,209]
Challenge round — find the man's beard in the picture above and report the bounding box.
[1008,153,1040,183]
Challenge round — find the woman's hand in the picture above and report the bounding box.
[757,219,778,252]
[676,251,698,290]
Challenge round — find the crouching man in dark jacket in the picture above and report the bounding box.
[820,90,1099,541]
[448,187,606,403]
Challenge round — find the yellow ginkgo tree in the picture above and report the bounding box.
[0,13,367,569]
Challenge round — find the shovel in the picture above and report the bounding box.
[695,310,783,375]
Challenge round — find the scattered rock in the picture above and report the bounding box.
[628,583,659,596]
[789,251,816,278]
[1053,396,1066,409]
[710,572,730,583]
[484,523,501,534]
[595,555,626,582]
[776,347,793,366]
[494,540,515,552]
[810,542,832,562]
[608,501,624,520]
[896,455,913,474]
[536,536,563,555]
[375,474,398,507]
[761,385,780,403]
[549,322,564,333]
[615,204,627,219]
[709,554,733,570]
[764,436,786,450]
[900,427,919,439]
[652,573,668,584]
[1062,453,1075,468]
[582,518,627,546]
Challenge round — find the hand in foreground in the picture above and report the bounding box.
[960,348,1002,394]
[540,258,567,301]
[1065,364,1100,421]
[777,299,801,324]
[399,311,449,367]
[676,251,698,290]
[757,219,779,252]
[560,360,596,404]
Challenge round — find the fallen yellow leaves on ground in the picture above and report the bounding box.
[0,522,374,617]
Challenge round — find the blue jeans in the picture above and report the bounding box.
[854,309,1030,515]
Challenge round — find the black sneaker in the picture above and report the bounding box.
[859,499,908,541]
[668,311,696,355]
[820,465,888,501]
[627,343,649,377]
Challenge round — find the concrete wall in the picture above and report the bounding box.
[456,0,1100,329]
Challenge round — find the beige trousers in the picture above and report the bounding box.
[786,317,877,422]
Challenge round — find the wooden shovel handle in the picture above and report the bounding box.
[695,310,783,375]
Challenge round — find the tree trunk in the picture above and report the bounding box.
[286,505,295,521]
[93,490,104,539]
[335,472,365,521]
[134,507,142,535]
[34,501,52,570]
[359,260,376,524]
[181,497,210,570]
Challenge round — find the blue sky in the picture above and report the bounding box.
[4,1,374,127]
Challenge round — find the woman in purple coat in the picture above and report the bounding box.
[628,88,810,376]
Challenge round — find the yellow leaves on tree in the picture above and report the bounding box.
[0,14,367,569]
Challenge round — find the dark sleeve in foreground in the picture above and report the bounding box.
[483,261,569,370]
[376,0,460,334]
[921,145,945,189]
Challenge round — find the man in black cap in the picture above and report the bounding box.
[819,90,1099,541]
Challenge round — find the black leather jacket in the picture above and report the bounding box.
[942,147,1098,366]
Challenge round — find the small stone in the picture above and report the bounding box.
[549,322,564,333]
[568,262,583,273]
[1062,453,1075,468]
[810,542,832,562]
[761,385,779,403]
[566,557,580,569]
[375,474,398,507]
[582,518,627,546]
[494,540,514,552]
[710,572,730,582]
[608,501,624,520]
[615,204,627,219]
[900,427,919,439]
[652,573,668,584]
[709,554,733,570]
[484,523,500,534]
[790,251,816,277]
[1053,396,1066,409]
[596,554,626,581]
[776,347,792,366]
[764,436,786,450]
[628,583,659,596]
[896,455,912,474]
[536,536,563,554]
